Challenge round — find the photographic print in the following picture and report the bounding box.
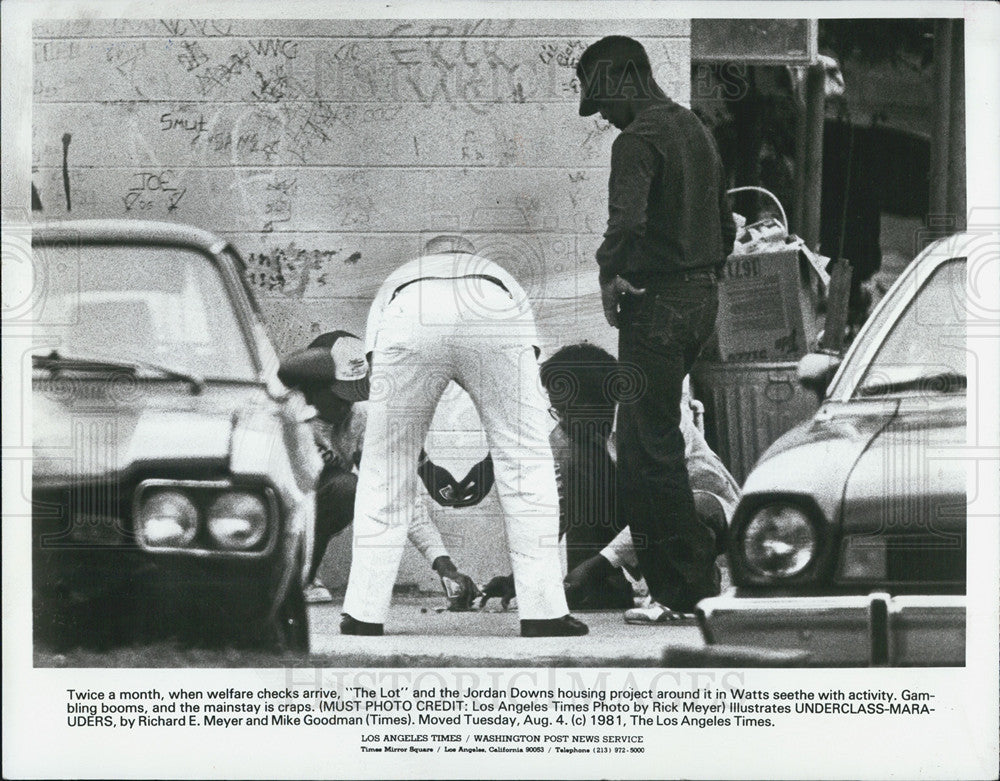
[3,2,998,779]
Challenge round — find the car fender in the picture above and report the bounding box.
[229,409,314,604]
[741,409,891,524]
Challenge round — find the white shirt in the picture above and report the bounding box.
[364,252,539,355]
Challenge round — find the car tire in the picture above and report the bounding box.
[265,544,310,654]
[273,577,310,654]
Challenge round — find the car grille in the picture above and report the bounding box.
[33,484,137,550]
[886,539,965,584]
[839,532,965,588]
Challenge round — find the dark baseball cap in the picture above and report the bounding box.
[277,330,370,402]
[576,35,653,117]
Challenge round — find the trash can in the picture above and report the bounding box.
[691,188,827,484]
[691,361,820,485]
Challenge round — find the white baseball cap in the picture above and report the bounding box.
[277,331,370,401]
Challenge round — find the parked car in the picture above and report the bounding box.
[698,232,970,666]
[31,220,319,652]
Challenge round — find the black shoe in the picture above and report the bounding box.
[520,614,589,637]
[340,614,384,636]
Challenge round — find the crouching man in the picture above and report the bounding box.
[481,343,740,621]
[278,330,487,611]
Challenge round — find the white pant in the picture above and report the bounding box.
[343,279,569,622]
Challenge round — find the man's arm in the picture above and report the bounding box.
[409,492,482,610]
[407,491,450,564]
[595,133,658,283]
[599,526,639,574]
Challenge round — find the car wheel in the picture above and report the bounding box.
[272,577,310,654]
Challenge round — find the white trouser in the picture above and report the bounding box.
[343,279,569,622]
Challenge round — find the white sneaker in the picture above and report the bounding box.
[623,601,691,624]
[304,578,333,604]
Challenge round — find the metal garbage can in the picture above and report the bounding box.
[691,361,820,485]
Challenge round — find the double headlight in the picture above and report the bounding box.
[739,502,819,579]
[134,481,274,554]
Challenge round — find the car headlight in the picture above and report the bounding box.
[137,491,199,548]
[743,503,817,578]
[206,492,268,551]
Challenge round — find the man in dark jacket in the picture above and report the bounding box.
[576,36,737,614]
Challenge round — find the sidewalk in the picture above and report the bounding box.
[308,597,705,667]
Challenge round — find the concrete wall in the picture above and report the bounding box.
[33,17,691,590]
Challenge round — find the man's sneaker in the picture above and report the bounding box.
[340,614,384,636]
[304,578,333,604]
[520,614,589,637]
[623,601,692,624]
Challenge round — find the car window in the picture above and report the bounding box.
[222,245,282,378]
[223,246,264,316]
[34,243,257,381]
[854,258,966,398]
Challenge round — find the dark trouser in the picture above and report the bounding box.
[617,274,721,611]
[309,465,357,583]
[555,430,623,571]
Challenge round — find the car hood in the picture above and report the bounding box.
[742,400,898,522]
[32,381,274,486]
[840,397,966,534]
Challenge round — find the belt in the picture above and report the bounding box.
[679,270,718,282]
[389,274,510,303]
[667,265,718,282]
[640,268,718,285]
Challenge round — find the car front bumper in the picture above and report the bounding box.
[697,592,965,666]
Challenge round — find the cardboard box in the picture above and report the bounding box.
[715,247,816,363]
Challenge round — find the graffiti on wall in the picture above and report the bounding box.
[32,17,687,328]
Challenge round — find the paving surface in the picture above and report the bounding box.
[307,597,706,667]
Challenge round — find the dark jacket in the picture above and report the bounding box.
[596,100,736,284]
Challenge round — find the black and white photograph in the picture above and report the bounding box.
[3,1,998,779]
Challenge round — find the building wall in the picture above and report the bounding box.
[33,17,691,590]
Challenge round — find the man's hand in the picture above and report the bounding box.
[451,455,495,508]
[417,451,462,507]
[478,574,516,610]
[432,556,482,611]
[600,275,646,328]
[419,452,496,509]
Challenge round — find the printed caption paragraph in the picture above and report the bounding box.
[64,681,941,749]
